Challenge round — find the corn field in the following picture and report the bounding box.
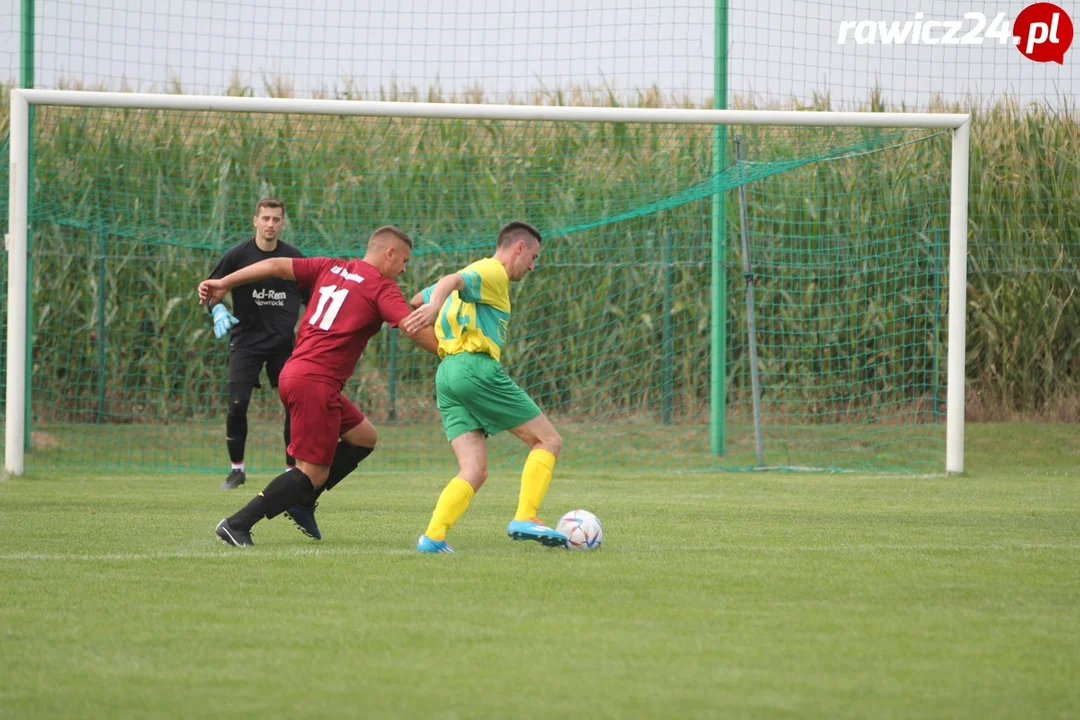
[0,88,1077,430]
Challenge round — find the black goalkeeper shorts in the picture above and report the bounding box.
[228,349,291,389]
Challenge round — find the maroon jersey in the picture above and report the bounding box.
[280,257,411,387]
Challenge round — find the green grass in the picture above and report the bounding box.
[1,422,1078,718]
[25,413,945,474]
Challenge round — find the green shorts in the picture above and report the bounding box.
[435,352,541,442]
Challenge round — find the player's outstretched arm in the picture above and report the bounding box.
[198,258,297,307]
[401,273,464,334]
[400,326,439,355]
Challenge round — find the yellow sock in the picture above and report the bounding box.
[514,449,557,521]
[424,477,475,541]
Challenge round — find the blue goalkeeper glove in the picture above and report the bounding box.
[211,304,239,339]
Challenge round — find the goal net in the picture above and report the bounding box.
[2,92,968,475]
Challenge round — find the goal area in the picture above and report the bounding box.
[3,90,970,476]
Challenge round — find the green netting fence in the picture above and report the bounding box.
[0,105,962,474]
[1,2,1079,477]
[1,1,1074,109]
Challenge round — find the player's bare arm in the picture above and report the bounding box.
[401,273,464,333]
[401,326,439,355]
[198,257,297,306]
[409,291,425,309]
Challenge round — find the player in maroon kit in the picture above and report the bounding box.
[198,225,438,546]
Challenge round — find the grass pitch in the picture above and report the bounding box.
[1,423,1077,718]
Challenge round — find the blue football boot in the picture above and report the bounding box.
[506,518,568,548]
[416,535,455,554]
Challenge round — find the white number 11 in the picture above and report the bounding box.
[309,284,349,330]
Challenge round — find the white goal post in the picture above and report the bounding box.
[3,89,970,476]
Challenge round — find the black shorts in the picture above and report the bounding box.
[228,349,291,389]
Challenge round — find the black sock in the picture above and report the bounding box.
[227,494,267,532]
[323,443,374,493]
[228,468,313,530]
[227,383,252,465]
[305,443,374,505]
[226,414,248,465]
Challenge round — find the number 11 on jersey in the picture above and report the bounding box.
[309,284,349,330]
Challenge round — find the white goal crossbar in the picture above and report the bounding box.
[3,89,970,475]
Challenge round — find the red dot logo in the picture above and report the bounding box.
[1014,3,1073,63]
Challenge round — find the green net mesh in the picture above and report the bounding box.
[1,106,954,474]
[2,2,1079,440]
[2,1,1074,108]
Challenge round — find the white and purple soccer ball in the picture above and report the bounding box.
[557,509,603,550]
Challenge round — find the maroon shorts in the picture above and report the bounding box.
[278,374,365,466]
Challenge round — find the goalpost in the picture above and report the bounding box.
[3,89,969,476]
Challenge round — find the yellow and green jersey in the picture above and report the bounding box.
[421,257,511,361]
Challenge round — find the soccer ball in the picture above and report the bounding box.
[557,509,603,550]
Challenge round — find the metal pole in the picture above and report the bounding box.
[18,90,970,128]
[387,328,398,423]
[932,225,942,424]
[20,0,34,88]
[96,229,107,423]
[20,0,35,453]
[661,231,674,425]
[710,0,729,455]
[5,91,30,475]
[735,137,765,467]
[945,121,970,474]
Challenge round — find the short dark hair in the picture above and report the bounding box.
[496,221,542,248]
[254,197,286,216]
[370,224,413,249]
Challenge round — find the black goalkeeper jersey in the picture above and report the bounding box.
[208,238,307,353]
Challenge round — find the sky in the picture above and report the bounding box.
[0,0,1076,109]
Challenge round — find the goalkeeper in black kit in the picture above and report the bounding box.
[205,198,307,489]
